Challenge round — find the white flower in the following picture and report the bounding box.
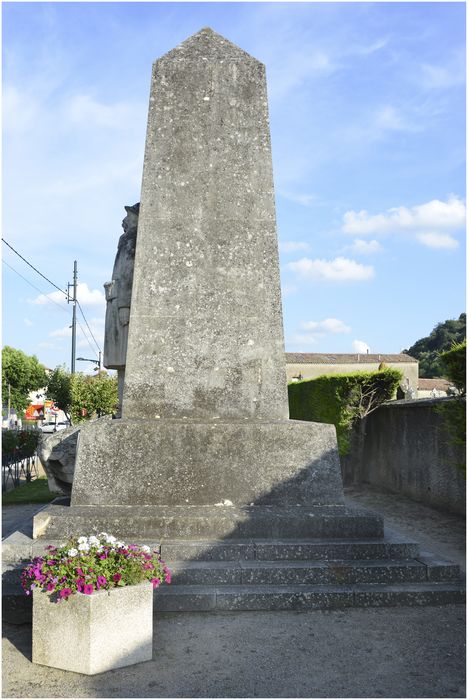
[77,536,88,544]
[141,545,150,553]
[116,541,125,549]
[105,535,117,544]
[88,536,100,546]
[78,542,90,552]
[68,548,78,557]
[98,532,108,539]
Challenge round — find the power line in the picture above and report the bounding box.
[2,238,68,298]
[2,260,69,314]
[77,300,102,354]
[4,258,100,358]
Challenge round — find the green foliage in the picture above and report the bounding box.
[403,313,466,378]
[288,368,403,455]
[21,534,171,600]
[46,366,72,420]
[69,371,118,423]
[47,368,118,424]
[2,477,56,505]
[2,346,48,413]
[439,340,466,395]
[2,428,40,457]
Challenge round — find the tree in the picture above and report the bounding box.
[46,366,72,422]
[46,368,118,424]
[2,346,48,414]
[403,313,466,378]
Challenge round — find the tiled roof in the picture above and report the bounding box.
[285,353,417,364]
[418,378,451,390]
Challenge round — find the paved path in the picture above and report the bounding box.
[2,485,465,698]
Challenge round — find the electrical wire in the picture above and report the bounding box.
[77,300,102,354]
[2,238,68,297]
[3,237,103,355]
[2,260,69,314]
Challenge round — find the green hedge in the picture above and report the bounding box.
[288,368,403,455]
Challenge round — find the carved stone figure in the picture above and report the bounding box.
[103,203,139,414]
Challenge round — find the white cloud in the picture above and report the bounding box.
[342,195,465,237]
[281,283,298,297]
[301,318,351,334]
[353,340,371,354]
[65,94,144,130]
[287,256,374,282]
[23,318,34,327]
[279,192,318,207]
[287,333,321,348]
[32,282,105,308]
[345,239,383,255]
[279,241,311,253]
[416,232,459,250]
[375,105,411,132]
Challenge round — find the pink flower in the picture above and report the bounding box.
[83,584,94,595]
[112,573,122,583]
[76,567,84,576]
[151,578,161,588]
[165,573,172,584]
[143,562,154,570]
[59,588,72,599]
[96,575,107,589]
[46,583,55,592]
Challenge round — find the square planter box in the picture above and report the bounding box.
[32,581,153,675]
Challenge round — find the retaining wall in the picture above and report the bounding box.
[341,398,466,515]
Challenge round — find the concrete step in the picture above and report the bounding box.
[33,503,384,540]
[159,534,420,562]
[167,558,459,586]
[153,582,465,612]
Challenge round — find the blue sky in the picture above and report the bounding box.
[3,1,466,372]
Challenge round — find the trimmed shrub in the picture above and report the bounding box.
[2,428,40,458]
[288,368,403,455]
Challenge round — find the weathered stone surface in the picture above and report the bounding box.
[37,426,80,496]
[123,27,287,422]
[71,419,343,506]
[32,503,383,540]
[32,582,153,674]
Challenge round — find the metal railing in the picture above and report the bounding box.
[2,450,39,491]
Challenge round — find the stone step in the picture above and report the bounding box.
[153,582,465,612]
[158,534,420,562]
[167,558,459,586]
[33,503,384,540]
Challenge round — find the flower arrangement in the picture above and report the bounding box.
[21,533,171,601]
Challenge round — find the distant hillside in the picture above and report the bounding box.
[403,314,466,378]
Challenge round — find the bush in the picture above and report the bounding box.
[2,428,40,458]
[440,340,466,395]
[288,368,403,455]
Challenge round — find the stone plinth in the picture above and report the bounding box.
[71,419,343,506]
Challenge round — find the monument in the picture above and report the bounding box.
[67,26,346,511]
[27,28,463,612]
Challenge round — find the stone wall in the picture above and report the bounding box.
[341,398,465,515]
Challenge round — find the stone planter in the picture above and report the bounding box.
[32,581,153,675]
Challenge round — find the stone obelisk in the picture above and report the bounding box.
[69,28,344,510]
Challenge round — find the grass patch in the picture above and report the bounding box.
[2,477,56,505]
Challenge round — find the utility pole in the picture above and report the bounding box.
[68,261,78,374]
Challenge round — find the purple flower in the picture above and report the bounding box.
[47,583,55,592]
[83,584,94,595]
[96,575,107,589]
[112,573,122,583]
[151,578,161,588]
[59,588,72,599]
[165,572,172,584]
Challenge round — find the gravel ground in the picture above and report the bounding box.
[2,485,465,698]
[2,606,465,698]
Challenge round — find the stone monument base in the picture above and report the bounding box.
[70,418,345,507]
[32,502,383,540]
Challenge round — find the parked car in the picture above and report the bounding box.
[40,421,70,434]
